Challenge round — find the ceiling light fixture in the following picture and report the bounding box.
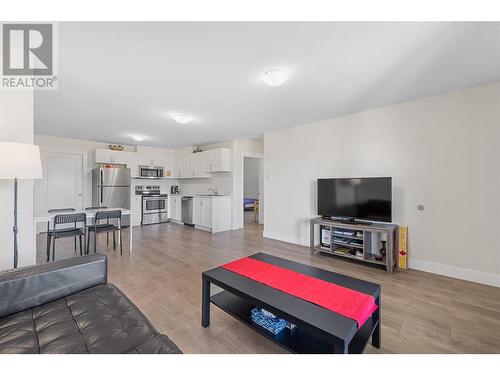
[261,68,290,86]
[132,135,146,142]
[172,113,192,124]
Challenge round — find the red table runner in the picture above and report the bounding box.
[222,257,377,328]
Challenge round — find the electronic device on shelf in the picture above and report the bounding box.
[317,177,392,223]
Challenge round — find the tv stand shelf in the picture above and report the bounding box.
[310,217,398,273]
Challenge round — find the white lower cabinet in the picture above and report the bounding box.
[131,196,142,226]
[194,197,212,228]
[169,195,182,221]
[193,196,231,233]
[168,195,231,232]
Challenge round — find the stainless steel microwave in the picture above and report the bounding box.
[139,165,164,179]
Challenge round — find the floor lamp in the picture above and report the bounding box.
[0,142,43,268]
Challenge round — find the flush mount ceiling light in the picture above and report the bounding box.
[261,68,291,86]
[132,135,146,142]
[172,113,192,124]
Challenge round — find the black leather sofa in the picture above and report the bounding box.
[0,255,181,354]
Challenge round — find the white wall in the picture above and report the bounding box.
[264,82,500,287]
[0,91,35,270]
[244,157,260,199]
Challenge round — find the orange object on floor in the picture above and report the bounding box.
[398,226,408,269]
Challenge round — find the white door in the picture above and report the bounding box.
[34,152,83,232]
[170,196,178,220]
[175,198,182,221]
[203,198,212,227]
[194,198,202,225]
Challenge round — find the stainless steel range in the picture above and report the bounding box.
[135,185,168,225]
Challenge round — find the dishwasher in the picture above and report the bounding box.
[181,196,194,226]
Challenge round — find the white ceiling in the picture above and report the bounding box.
[34,22,500,149]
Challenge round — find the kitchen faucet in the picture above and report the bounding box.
[208,187,218,196]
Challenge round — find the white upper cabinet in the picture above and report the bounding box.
[95,147,233,178]
[205,148,232,172]
[174,152,211,178]
[172,148,232,179]
[192,153,211,178]
[173,154,191,178]
[127,153,139,176]
[95,149,131,165]
[173,154,183,178]
[95,148,174,177]
[137,154,173,171]
[137,154,155,167]
[182,154,192,178]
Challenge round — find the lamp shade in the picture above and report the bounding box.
[0,142,43,179]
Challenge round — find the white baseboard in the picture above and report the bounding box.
[263,230,500,288]
[263,231,309,247]
[409,259,500,288]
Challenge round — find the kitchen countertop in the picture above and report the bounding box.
[169,193,232,198]
[132,193,231,198]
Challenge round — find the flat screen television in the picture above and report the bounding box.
[317,177,392,223]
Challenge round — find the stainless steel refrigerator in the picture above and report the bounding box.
[92,167,131,226]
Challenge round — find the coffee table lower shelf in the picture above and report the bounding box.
[211,290,376,354]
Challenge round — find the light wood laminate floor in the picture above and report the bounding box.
[36,220,500,354]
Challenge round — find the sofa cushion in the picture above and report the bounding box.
[0,284,181,354]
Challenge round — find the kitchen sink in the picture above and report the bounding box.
[197,194,228,197]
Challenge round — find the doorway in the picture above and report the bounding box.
[243,156,263,228]
[34,152,84,232]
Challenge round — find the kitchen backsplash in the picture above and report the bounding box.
[130,179,179,194]
[130,173,232,195]
[179,173,232,195]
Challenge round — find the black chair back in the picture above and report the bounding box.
[95,210,121,222]
[53,213,87,229]
[48,208,75,213]
[49,213,87,261]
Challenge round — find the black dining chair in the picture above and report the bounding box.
[47,208,76,257]
[85,206,110,245]
[48,212,87,262]
[87,210,123,255]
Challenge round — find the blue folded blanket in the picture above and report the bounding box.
[251,307,287,335]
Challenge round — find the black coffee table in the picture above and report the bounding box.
[201,253,381,354]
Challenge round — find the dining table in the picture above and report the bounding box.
[33,207,133,257]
